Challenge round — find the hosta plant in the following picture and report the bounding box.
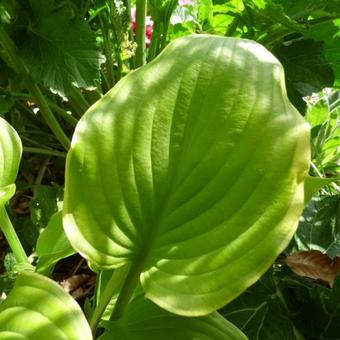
[0,34,311,339]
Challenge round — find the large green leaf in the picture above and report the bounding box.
[99,294,247,340]
[0,271,92,340]
[0,117,22,207]
[64,35,310,315]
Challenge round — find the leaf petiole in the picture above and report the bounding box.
[90,265,129,332]
[0,206,29,265]
[0,25,71,150]
[135,0,147,67]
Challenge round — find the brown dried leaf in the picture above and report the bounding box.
[286,250,340,287]
[60,274,96,300]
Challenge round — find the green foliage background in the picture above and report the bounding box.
[0,0,339,339]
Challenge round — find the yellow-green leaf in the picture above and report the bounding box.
[64,35,310,316]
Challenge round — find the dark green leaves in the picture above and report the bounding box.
[281,275,340,339]
[274,39,334,96]
[273,39,334,113]
[308,18,340,87]
[18,0,104,97]
[220,270,298,340]
[288,195,340,258]
[221,266,340,340]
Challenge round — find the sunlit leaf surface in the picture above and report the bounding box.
[0,272,92,340]
[64,35,310,315]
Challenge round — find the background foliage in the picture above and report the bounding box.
[0,0,339,339]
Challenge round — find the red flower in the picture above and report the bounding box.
[131,8,153,47]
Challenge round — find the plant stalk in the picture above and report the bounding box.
[26,83,71,150]
[0,25,26,74]
[147,21,162,62]
[0,206,29,264]
[68,86,90,115]
[109,257,145,321]
[23,147,66,158]
[123,0,135,69]
[48,102,78,127]
[258,15,340,46]
[275,285,306,340]
[225,16,239,36]
[109,3,123,81]
[0,25,70,150]
[135,0,147,67]
[99,12,116,88]
[90,266,129,332]
[82,0,92,17]
[160,25,169,50]
[100,70,111,93]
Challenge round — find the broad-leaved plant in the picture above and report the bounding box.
[0,34,312,339]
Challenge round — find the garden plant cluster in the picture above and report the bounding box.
[0,0,339,339]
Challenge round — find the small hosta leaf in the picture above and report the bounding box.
[64,35,310,315]
[286,250,340,287]
[36,211,75,274]
[0,271,92,340]
[0,117,22,206]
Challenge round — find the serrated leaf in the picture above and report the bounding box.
[36,211,75,274]
[0,271,92,340]
[19,0,104,97]
[99,294,247,340]
[286,250,340,287]
[0,117,22,206]
[64,35,310,316]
